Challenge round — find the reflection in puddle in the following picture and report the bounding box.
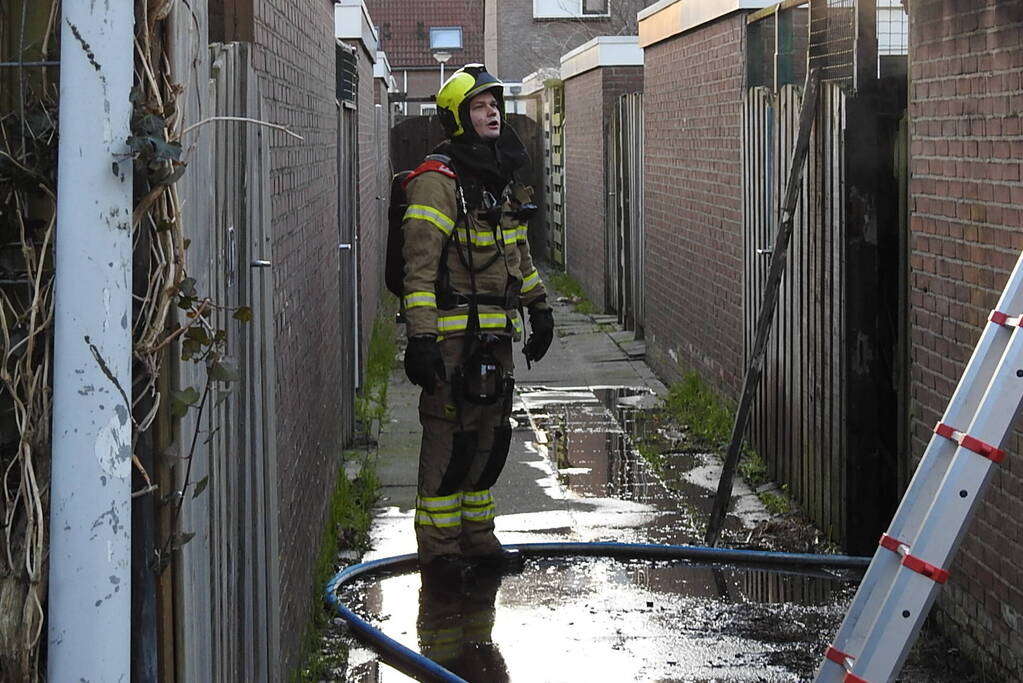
[337,556,859,683]
[517,385,758,544]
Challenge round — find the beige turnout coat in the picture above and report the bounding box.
[400,165,549,341]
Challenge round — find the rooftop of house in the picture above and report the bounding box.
[364,0,485,69]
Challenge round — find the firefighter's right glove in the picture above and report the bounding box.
[405,335,445,394]
[523,307,554,363]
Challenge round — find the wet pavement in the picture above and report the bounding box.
[328,295,863,682]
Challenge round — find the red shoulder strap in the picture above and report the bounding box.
[402,159,456,190]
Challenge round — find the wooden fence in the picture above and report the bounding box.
[607,92,645,337]
[205,41,282,682]
[744,81,854,550]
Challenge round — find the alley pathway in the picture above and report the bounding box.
[332,287,870,682]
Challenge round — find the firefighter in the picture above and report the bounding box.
[401,64,554,580]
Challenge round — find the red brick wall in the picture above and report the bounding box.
[564,65,643,308]
[642,15,746,397]
[252,0,340,673]
[908,1,1023,677]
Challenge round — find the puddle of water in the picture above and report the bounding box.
[517,385,759,545]
[336,556,859,683]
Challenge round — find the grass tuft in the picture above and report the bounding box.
[355,298,398,441]
[294,301,396,682]
[663,370,734,451]
[548,270,599,314]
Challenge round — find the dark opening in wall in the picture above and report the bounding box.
[208,0,254,44]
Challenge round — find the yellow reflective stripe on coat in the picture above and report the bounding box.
[405,204,455,235]
[522,268,541,294]
[503,225,527,244]
[436,312,509,334]
[461,226,500,247]
[404,291,436,309]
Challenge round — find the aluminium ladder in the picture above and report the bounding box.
[814,249,1023,682]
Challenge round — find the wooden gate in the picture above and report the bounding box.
[205,41,281,682]
[743,77,904,553]
[742,0,907,553]
[544,83,566,266]
[337,45,360,432]
[390,114,446,175]
[744,82,847,544]
[607,92,645,336]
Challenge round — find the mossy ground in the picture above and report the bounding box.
[294,301,396,682]
[548,270,599,315]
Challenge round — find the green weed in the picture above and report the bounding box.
[548,270,599,314]
[294,301,396,682]
[355,299,398,441]
[738,450,769,489]
[663,370,734,451]
[759,488,792,515]
[295,462,380,682]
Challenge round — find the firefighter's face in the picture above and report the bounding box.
[469,91,501,140]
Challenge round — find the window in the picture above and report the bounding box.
[420,104,437,115]
[533,0,610,19]
[336,45,358,104]
[429,27,463,51]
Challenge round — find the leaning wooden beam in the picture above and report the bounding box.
[705,67,821,547]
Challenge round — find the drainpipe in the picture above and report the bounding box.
[48,2,133,680]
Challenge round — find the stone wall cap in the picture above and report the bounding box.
[560,36,643,81]
[335,0,379,60]
[638,0,774,48]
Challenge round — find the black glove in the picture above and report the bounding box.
[405,335,445,393]
[523,307,554,362]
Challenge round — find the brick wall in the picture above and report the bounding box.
[491,0,653,81]
[252,0,340,673]
[564,65,643,308]
[642,15,746,397]
[908,1,1023,677]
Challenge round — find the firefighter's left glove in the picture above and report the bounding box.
[523,307,554,363]
[405,335,445,394]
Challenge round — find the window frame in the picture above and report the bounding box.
[429,26,464,51]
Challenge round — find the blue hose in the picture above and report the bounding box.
[324,542,870,683]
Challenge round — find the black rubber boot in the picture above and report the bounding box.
[467,549,525,576]
[420,554,466,589]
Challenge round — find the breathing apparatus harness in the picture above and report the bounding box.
[444,170,512,411]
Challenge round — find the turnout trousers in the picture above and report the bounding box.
[415,336,515,564]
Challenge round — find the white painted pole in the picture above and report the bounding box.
[48,1,134,679]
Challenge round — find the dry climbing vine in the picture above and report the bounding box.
[0,1,239,679]
[0,3,60,678]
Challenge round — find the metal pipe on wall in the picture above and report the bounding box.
[48,1,134,679]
